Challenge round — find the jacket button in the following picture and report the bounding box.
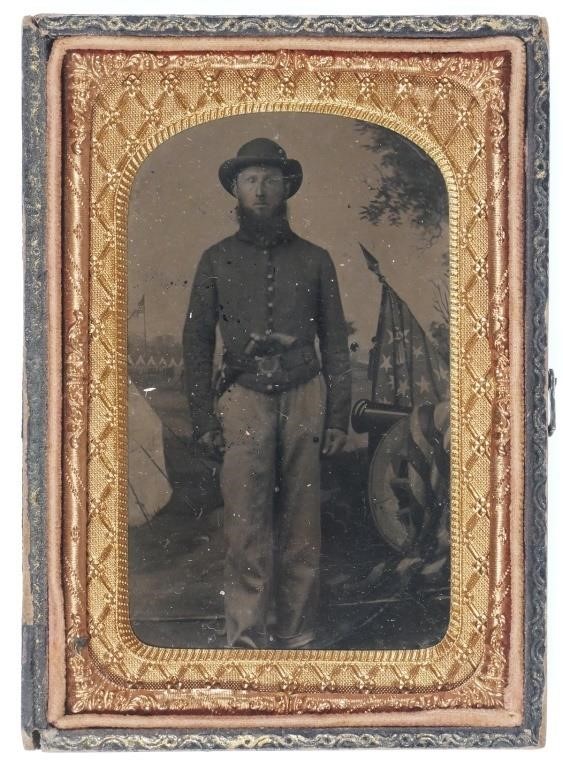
[267,301,273,308]
[266,384,273,392]
[267,285,274,293]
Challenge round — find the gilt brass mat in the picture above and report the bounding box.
[55,37,524,721]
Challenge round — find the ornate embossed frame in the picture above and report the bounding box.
[22,15,549,750]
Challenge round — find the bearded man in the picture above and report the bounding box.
[183,138,351,649]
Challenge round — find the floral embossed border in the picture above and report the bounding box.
[38,29,530,731]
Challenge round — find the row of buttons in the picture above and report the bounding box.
[265,249,275,391]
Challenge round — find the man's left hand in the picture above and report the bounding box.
[322,428,347,456]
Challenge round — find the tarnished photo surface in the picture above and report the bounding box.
[127,114,451,651]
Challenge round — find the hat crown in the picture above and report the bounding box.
[218,137,302,198]
[236,138,288,163]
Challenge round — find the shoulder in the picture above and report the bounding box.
[291,234,331,262]
[196,234,239,270]
[201,234,238,259]
[293,236,337,279]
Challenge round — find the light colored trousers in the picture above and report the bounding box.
[217,374,325,648]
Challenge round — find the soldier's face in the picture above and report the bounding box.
[234,165,287,218]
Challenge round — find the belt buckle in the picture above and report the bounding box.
[256,354,281,375]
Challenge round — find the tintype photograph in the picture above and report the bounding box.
[24,17,548,746]
[127,112,450,651]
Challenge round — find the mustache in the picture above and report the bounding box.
[236,201,288,221]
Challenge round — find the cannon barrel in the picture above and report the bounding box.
[351,399,410,435]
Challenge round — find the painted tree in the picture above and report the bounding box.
[356,121,449,359]
[356,122,448,237]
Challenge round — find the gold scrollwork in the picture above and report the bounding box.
[60,42,514,716]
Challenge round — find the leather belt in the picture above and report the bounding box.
[224,344,317,376]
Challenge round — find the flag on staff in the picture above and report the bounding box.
[129,294,145,320]
[360,243,449,409]
[129,294,148,355]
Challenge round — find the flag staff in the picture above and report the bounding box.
[128,294,147,356]
[143,294,147,357]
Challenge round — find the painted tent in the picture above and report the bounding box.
[128,380,172,526]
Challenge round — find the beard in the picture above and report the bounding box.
[236,201,292,247]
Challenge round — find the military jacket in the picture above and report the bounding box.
[183,227,351,437]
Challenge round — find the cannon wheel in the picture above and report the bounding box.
[367,416,418,554]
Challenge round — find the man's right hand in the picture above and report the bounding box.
[199,429,226,456]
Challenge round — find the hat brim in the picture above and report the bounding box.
[219,157,303,198]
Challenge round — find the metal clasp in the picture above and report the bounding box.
[548,369,557,436]
[257,354,281,376]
